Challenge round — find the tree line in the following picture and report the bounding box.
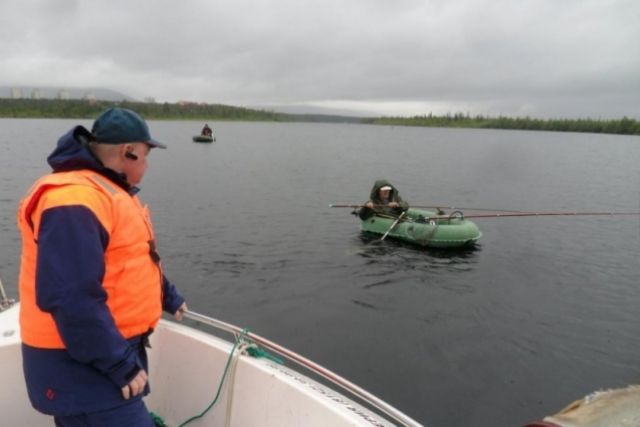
[0,98,285,121]
[1,99,638,136]
[369,112,640,135]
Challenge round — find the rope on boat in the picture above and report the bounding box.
[150,412,168,427]
[223,340,253,427]
[150,328,283,427]
[421,219,439,246]
[246,345,284,364]
[0,278,16,311]
[172,328,249,426]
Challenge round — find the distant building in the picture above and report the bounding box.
[31,88,41,99]
[177,101,198,106]
[57,90,70,100]
[10,87,22,99]
[83,91,97,101]
[144,97,156,103]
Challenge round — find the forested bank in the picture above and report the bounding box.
[370,113,640,135]
[1,99,638,135]
[0,99,285,121]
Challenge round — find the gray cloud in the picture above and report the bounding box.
[1,0,638,118]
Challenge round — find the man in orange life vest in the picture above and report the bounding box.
[17,108,187,426]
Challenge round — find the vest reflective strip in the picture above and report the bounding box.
[92,174,118,196]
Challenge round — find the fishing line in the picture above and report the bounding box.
[430,211,640,219]
[329,204,640,218]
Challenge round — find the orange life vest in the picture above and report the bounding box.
[18,170,163,348]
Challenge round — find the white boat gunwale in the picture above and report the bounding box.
[180,310,422,426]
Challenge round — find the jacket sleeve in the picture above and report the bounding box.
[392,191,409,211]
[398,198,409,211]
[162,275,185,314]
[35,205,143,388]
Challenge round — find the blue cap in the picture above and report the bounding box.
[91,108,166,148]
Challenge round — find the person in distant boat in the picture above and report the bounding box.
[358,179,409,220]
[17,108,187,427]
[201,123,213,136]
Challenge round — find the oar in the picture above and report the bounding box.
[380,211,406,241]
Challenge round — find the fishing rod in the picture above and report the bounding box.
[431,211,640,220]
[329,204,528,213]
[330,204,640,218]
[408,205,529,213]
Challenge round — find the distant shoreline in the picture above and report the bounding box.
[0,98,638,136]
[371,114,640,136]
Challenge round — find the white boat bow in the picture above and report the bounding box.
[0,282,422,426]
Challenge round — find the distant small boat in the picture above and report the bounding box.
[193,135,214,143]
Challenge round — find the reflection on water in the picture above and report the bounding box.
[355,233,480,271]
[1,119,640,427]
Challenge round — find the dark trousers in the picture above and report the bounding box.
[53,398,155,427]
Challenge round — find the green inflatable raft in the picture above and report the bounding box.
[192,135,214,143]
[360,208,481,248]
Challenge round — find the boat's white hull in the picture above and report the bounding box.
[0,303,408,426]
[145,318,395,426]
[0,303,50,426]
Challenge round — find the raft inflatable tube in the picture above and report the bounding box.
[192,135,214,143]
[360,208,481,248]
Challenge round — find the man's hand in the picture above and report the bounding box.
[365,201,373,208]
[174,302,188,321]
[121,369,148,400]
[388,202,399,208]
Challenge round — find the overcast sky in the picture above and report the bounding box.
[1,0,638,118]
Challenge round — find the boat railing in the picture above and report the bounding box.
[183,310,424,427]
[0,278,16,312]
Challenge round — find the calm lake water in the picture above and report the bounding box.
[1,118,640,426]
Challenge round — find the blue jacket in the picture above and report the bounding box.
[20,126,185,415]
